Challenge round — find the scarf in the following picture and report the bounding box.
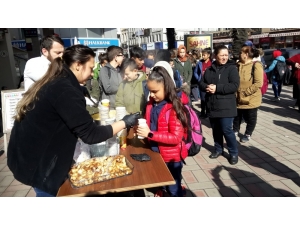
[177,45,188,62]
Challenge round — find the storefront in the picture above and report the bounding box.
[294,36,300,49]
[259,37,271,50]
[248,33,269,49]
[269,31,300,49]
[212,38,233,48]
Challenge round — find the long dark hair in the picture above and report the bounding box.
[15,44,95,121]
[148,66,189,129]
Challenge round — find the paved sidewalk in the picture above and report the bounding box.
[1,84,300,197]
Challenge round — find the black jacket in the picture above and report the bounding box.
[7,65,113,196]
[199,60,239,118]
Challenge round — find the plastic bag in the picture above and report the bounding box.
[73,139,91,163]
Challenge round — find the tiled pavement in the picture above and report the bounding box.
[1,84,300,197]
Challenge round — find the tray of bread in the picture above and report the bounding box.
[69,155,133,188]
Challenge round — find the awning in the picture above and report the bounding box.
[248,33,269,39]
[213,38,233,43]
[269,31,300,37]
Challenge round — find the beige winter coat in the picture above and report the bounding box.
[236,61,263,109]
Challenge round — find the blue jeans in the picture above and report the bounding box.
[272,79,282,98]
[33,187,55,197]
[209,117,238,156]
[165,161,183,197]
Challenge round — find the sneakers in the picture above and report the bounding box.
[271,97,280,102]
[240,134,251,143]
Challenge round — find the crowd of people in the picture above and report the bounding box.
[3,34,300,197]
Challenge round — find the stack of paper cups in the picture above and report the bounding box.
[99,99,110,125]
[138,118,147,139]
[116,106,127,122]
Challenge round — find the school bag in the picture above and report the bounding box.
[251,61,268,95]
[274,60,288,82]
[166,104,203,157]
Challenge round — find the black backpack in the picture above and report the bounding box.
[274,60,288,81]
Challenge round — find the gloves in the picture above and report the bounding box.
[130,153,151,162]
[121,112,140,128]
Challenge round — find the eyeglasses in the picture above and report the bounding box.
[117,54,124,57]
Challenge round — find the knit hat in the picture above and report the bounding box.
[273,50,282,58]
[244,40,253,47]
[150,61,176,86]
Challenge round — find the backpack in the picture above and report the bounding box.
[166,104,203,157]
[274,60,288,81]
[251,61,268,95]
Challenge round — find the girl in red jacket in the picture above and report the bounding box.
[136,61,189,197]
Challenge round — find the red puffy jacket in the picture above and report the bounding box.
[145,92,189,162]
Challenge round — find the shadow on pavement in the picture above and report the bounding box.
[211,165,296,197]
[273,120,300,135]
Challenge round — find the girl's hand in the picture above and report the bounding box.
[136,124,151,138]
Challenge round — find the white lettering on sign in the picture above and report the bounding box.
[87,41,110,45]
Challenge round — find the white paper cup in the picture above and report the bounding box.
[105,118,115,125]
[101,99,110,107]
[138,119,147,139]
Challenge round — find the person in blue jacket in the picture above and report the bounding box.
[265,50,286,102]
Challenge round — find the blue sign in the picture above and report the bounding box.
[73,38,120,48]
[141,44,147,51]
[155,42,162,49]
[62,38,72,48]
[11,40,26,50]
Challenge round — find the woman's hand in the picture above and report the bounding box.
[206,84,216,94]
[136,124,151,138]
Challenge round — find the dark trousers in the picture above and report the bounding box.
[272,80,282,98]
[165,161,183,197]
[191,85,200,101]
[209,117,238,156]
[233,108,258,136]
[200,91,207,116]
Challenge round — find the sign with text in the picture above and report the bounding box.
[73,38,120,48]
[1,89,24,132]
[184,34,213,52]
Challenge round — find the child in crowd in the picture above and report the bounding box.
[115,58,147,114]
[194,47,212,118]
[136,61,189,197]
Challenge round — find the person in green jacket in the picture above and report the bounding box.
[93,53,108,81]
[115,58,146,115]
[173,45,193,88]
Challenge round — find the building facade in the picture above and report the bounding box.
[212,28,300,50]
[120,28,218,54]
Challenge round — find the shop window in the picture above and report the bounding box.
[275,43,284,49]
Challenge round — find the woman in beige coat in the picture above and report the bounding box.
[233,46,263,143]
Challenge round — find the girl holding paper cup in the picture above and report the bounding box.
[136,61,189,197]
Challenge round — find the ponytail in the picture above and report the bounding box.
[15,57,64,121]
